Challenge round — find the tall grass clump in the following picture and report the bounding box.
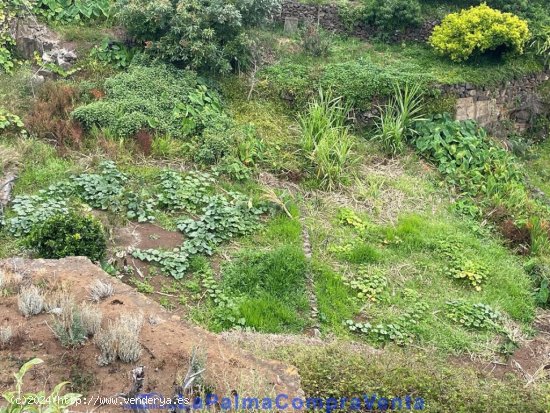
[374,83,425,156]
[299,90,355,190]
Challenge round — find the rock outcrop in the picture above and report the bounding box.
[12,17,77,77]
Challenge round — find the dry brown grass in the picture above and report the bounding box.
[80,302,103,336]
[24,82,83,148]
[17,285,44,317]
[95,313,143,365]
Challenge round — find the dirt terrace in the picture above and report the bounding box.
[0,257,303,412]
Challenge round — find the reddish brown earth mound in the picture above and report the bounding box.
[0,257,302,411]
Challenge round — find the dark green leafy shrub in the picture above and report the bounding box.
[72,63,226,138]
[193,121,235,165]
[259,58,434,111]
[89,38,136,69]
[430,4,530,62]
[114,0,280,73]
[26,212,106,261]
[414,114,523,198]
[33,0,111,23]
[362,0,422,33]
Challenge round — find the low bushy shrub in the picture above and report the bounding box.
[88,279,114,302]
[193,119,235,165]
[32,0,111,23]
[301,24,331,57]
[72,63,226,139]
[96,313,142,365]
[52,300,88,348]
[430,4,530,62]
[26,212,106,262]
[114,0,280,73]
[259,58,434,111]
[0,325,12,346]
[17,285,44,317]
[80,303,103,335]
[362,0,422,33]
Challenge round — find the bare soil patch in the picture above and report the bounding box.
[0,257,302,411]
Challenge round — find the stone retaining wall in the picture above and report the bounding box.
[276,0,436,42]
[441,72,550,133]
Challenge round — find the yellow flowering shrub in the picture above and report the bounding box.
[429,4,530,62]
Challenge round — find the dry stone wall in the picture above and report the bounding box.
[440,72,550,133]
[276,0,436,42]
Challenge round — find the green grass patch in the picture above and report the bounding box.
[0,65,34,115]
[313,261,358,335]
[219,244,309,333]
[524,139,550,196]
[238,294,306,333]
[221,245,307,301]
[311,205,536,352]
[3,139,76,196]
